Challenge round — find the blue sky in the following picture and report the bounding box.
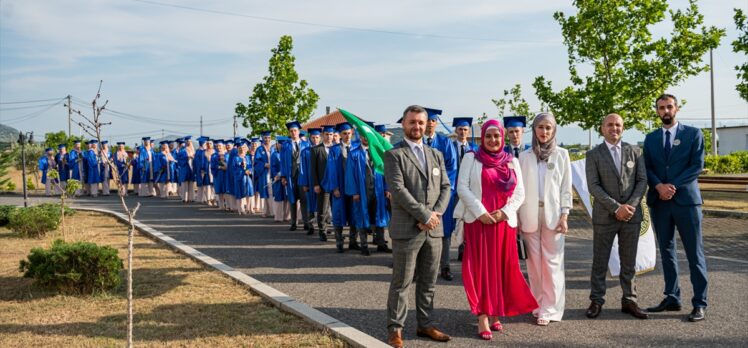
[1,0,746,146]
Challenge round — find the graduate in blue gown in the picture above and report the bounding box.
[502,116,530,157]
[211,140,229,209]
[68,140,85,195]
[231,140,255,214]
[154,141,177,198]
[322,122,359,252]
[83,140,102,197]
[98,141,112,196]
[138,137,155,197]
[130,144,141,193]
[176,136,197,203]
[113,142,130,195]
[249,137,262,213]
[38,148,56,196]
[299,128,321,235]
[344,134,392,256]
[279,121,310,231]
[253,131,273,217]
[224,138,240,211]
[54,144,70,190]
[193,137,206,203]
[271,137,289,222]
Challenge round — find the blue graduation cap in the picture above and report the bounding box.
[117,142,126,146]
[184,135,192,140]
[364,121,375,128]
[73,140,81,145]
[87,140,98,145]
[308,128,322,136]
[299,130,307,137]
[159,140,169,145]
[177,138,185,144]
[260,130,272,137]
[251,137,260,143]
[322,124,336,133]
[374,124,388,133]
[424,107,442,120]
[285,121,301,130]
[503,116,527,128]
[452,117,473,128]
[226,139,235,145]
[44,147,53,152]
[58,144,67,149]
[336,122,352,132]
[233,137,242,143]
[214,139,225,145]
[197,137,208,145]
[276,136,290,143]
[141,136,150,141]
[101,140,109,145]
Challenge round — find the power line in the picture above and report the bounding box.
[132,0,557,44]
[0,102,61,111]
[2,99,65,124]
[0,97,63,105]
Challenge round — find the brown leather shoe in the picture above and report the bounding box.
[416,327,451,342]
[387,330,403,348]
[586,301,602,318]
[622,302,650,319]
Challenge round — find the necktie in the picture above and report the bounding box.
[294,141,299,153]
[414,145,426,171]
[426,137,432,146]
[664,130,671,159]
[514,147,519,158]
[612,145,621,174]
[461,144,466,159]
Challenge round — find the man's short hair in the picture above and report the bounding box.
[402,105,427,122]
[656,93,678,107]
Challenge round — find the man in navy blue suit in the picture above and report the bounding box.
[643,94,707,322]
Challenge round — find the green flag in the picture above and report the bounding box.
[338,108,393,174]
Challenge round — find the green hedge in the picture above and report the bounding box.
[6,203,74,237]
[19,239,123,294]
[0,205,17,226]
[704,151,748,174]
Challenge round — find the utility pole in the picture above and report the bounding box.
[233,115,238,138]
[200,115,203,137]
[709,48,717,155]
[67,95,72,138]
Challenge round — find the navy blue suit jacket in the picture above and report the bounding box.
[643,123,704,206]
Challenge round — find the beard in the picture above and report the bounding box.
[661,115,673,125]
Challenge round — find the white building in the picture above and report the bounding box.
[716,125,748,155]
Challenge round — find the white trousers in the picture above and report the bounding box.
[273,200,289,222]
[524,209,566,321]
[102,179,110,196]
[158,183,170,198]
[179,181,195,202]
[88,184,99,197]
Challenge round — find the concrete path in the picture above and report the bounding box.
[4,194,746,347]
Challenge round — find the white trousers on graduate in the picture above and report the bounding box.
[102,179,110,196]
[158,183,170,198]
[45,181,53,196]
[180,181,195,202]
[88,184,99,197]
[524,209,566,322]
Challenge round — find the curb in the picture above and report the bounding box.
[704,209,748,219]
[75,206,388,348]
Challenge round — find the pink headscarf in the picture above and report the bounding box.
[472,119,516,190]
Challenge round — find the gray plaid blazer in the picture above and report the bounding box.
[585,141,647,225]
[384,140,451,239]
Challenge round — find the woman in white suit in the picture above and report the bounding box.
[517,112,572,326]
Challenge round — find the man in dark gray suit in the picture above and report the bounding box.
[584,113,649,320]
[384,105,452,348]
[311,125,335,241]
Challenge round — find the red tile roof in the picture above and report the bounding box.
[302,110,372,130]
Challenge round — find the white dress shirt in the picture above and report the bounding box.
[662,122,679,147]
[403,137,426,169]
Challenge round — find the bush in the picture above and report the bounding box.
[6,182,16,191]
[704,151,748,174]
[0,205,17,226]
[8,206,61,237]
[19,239,123,294]
[37,202,76,217]
[26,178,35,190]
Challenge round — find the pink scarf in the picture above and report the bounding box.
[472,119,516,190]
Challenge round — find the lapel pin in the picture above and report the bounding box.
[547,162,555,170]
[626,160,635,169]
[673,139,681,146]
[432,167,440,176]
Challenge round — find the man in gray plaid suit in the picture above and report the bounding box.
[384,105,452,348]
[584,113,649,320]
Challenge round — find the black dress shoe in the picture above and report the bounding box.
[688,307,706,322]
[586,302,602,318]
[289,224,297,231]
[440,268,453,281]
[377,245,392,253]
[306,228,314,235]
[349,242,361,251]
[457,244,464,261]
[646,299,682,312]
[336,245,344,253]
[319,232,328,241]
[621,302,649,319]
[361,248,371,256]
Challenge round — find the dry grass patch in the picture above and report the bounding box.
[0,210,345,347]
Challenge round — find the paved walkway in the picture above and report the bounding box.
[4,195,746,347]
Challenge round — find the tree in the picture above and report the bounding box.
[532,0,725,131]
[0,150,13,189]
[492,84,532,119]
[733,8,748,101]
[44,131,85,151]
[235,35,319,136]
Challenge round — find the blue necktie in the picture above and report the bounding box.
[664,130,671,159]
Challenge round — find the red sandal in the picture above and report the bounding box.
[478,331,493,340]
[490,322,503,331]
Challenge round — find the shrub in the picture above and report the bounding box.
[26,178,35,190]
[704,151,748,174]
[19,239,123,294]
[6,182,16,191]
[36,202,76,217]
[0,205,17,226]
[7,206,61,237]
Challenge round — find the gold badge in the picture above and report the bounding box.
[626,160,634,169]
[673,139,681,146]
[432,168,440,176]
[547,162,555,170]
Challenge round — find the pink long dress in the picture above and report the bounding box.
[462,166,538,317]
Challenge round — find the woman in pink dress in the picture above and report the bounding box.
[454,119,538,340]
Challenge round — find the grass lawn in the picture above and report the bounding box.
[0,210,344,347]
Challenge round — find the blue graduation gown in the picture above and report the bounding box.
[84,149,102,184]
[231,154,254,199]
[322,144,350,227]
[299,145,317,214]
[253,145,271,199]
[176,148,195,183]
[344,146,390,229]
[154,151,177,183]
[280,140,310,204]
[113,152,130,184]
[55,153,70,182]
[270,150,285,202]
[426,134,458,236]
[130,153,141,185]
[226,148,238,197]
[68,149,84,182]
[443,140,479,238]
[38,156,52,184]
[211,152,228,194]
[138,147,155,183]
[194,149,205,186]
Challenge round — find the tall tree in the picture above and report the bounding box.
[235,35,319,135]
[492,84,532,119]
[44,131,85,151]
[533,0,724,131]
[733,8,748,101]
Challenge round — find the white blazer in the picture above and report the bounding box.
[453,152,525,228]
[517,147,573,232]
